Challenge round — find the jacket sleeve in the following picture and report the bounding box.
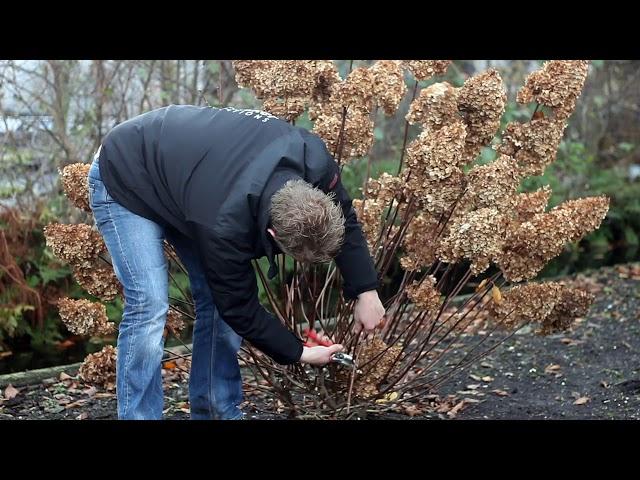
[190,223,304,365]
[321,160,380,300]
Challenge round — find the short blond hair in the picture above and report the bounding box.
[270,179,345,263]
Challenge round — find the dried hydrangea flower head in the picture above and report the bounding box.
[463,154,521,211]
[406,82,460,130]
[353,173,402,253]
[312,107,374,161]
[400,214,440,271]
[404,166,467,216]
[489,281,594,334]
[44,223,106,269]
[457,69,507,164]
[310,60,341,104]
[79,345,117,388]
[437,207,508,275]
[72,263,122,302]
[497,118,566,176]
[371,60,407,116]
[327,67,376,114]
[261,96,307,122]
[489,282,564,329]
[406,122,468,182]
[497,196,610,282]
[232,60,271,94]
[406,276,441,314]
[402,61,451,81]
[57,297,114,336]
[540,286,594,335]
[336,336,403,399]
[517,60,590,120]
[60,163,91,212]
[166,309,186,335]
[232,60,317,100]
[512,186,552,223]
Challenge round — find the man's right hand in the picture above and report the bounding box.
[300,344,344,366]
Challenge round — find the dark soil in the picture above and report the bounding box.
[1,263,639,420]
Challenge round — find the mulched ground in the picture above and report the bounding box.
[1,263,639,420]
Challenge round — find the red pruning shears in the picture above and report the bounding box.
[302,328,355,369]
[302,328,335,347]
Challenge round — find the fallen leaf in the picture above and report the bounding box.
[600,380,609,388]
[59,372,73,381]
[447,400,466,418]
[75,412,89,420]
[82,386,98,397]
[481,376,494,382]
[480,362,493,369]
[388,391,399,402]
[163,361,177,370]
[491,389,510,397]
[469,374,482,381]
[65,399,88,409]
[94,392,114,399]
[544,364,562,374]
[573,396,590,405]
[403,404,422,417]
[476,279,488,292]
[4,384,19,400]
[491,286,503,304]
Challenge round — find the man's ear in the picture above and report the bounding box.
[267,228,276,239]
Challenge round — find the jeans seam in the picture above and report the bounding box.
[106,198,140,418]
[209,312,218,419]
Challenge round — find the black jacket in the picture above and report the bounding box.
[98,105,379,364]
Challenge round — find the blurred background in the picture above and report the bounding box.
[1,60,638,374]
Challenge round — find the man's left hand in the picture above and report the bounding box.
[353,290,385,335]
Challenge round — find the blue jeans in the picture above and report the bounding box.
[87,155,243,420]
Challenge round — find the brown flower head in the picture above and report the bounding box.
[44,223,106,269]
[406,82,460,129]
[496,118,566,176]
[400,214,440,271]
[540,286,594,335]
[406,276,441,314]
[457,69,507,164]
[402,61,451,81]
[57,297,114,336]
[489,281,594,334]
[79,345,117,388]
[517,60,589,120]
[353,173,402,253]
[166,308,186,335]
[464,154,521,211]
[312,107,374,161]
[404,167,467,216]
[328,67,376,114]
[60,163,91,212]
[497,196,610,282]
[512,186,552,223]
[337,336,403,399]
[73,263,122,302]
[371,60,407,116]
[437,207,508,275]
[310,60,341,104]
[405,121,467,181]
[262,96,307,122]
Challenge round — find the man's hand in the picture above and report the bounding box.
[353,290,385,335]
[300,344,344,366]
